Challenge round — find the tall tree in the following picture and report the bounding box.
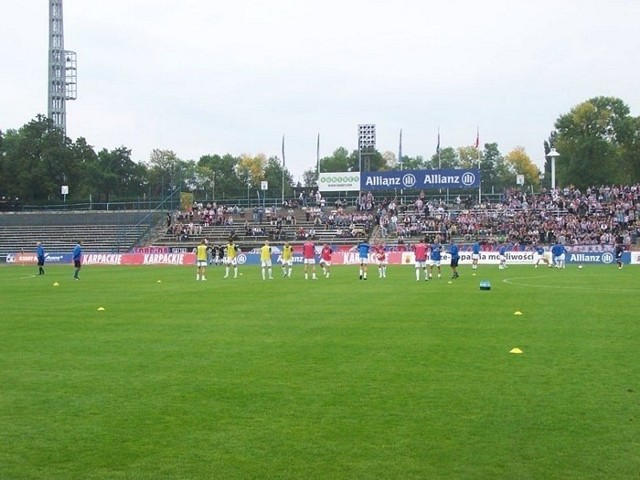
[554,96,638,187]
[430,147,459,169]
[319,147,351,173]
[197,153,242,199]
[458,146,482,169]
[69,137,99,199]
[302,168,318,188]
[236,153,267,187]
[0,115,73,202]
[358,149,387,172]
[147,149,181,198]
[505,147,540,188]
[619,116,640,182]
[397,154,427,170]
[263,156,294,203]
[481,143,511,193]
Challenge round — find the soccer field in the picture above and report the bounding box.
[1,263,639,479]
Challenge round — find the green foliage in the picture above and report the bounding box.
[398,154,427,170]
[88,147,144,202]
[0,115,74,201]
[430,146,459,169]
[505,147,540,187]
[197,154,244,199]
[458,145,481,169]
[2,95,639,204]
[553,96,640,187]
[482,143,505,192]
[359,149,387,172]
[319,147,351,173]
[302,168,318,188]
[1,264,639,478]
[263,156,294,199]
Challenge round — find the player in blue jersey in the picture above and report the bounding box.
[72,240,82,280]
[449,240,460,279]
[534,244,550,268]
[357,240,370,280]
[36,241,45,275]
[551,242,566,269]
[498,244,507,270]
[471,241,481,270]
[615,243,624,269]
[429,240,442,279]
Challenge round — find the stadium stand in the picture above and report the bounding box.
[150,202,371,250]
[0,211,162,260]
[2,184,637,261]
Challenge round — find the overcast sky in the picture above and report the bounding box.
[2,0,639,181]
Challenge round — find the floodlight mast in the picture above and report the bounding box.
[547,148,560,191]
[357,124,375,198]
[48,0,77,135]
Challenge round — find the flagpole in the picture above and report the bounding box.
[281,134,285,206]
[316,133,320,179]
[437,128,441,170]
[437,128,441,195]
[476,127,481,205]
[399,129,403,199]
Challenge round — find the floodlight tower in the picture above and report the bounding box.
[48,0,77,135]
[547,147,560,191]
[358,124,376,172]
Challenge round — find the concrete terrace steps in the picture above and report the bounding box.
[0,210,162,257]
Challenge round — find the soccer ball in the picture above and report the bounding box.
[578,265,583,269]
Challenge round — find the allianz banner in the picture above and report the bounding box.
[361,168,480,190]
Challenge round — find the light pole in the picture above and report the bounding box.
[547,148,560,191]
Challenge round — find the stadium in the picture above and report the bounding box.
[2,2,640,479]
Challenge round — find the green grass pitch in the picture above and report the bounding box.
[1,262,639,479]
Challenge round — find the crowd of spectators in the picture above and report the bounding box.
[374,184,640,248]
[165,184,639,249]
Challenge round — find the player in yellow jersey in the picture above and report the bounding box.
[260,240,273,280]
[224,239,240,278]
[196,239,208,281]
[281,242,293,277]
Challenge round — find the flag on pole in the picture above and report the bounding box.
[398,129,403,169]
[436,130,441,154]
[475,127,480,149]
[316,133,320,174]
[281,134,286,166]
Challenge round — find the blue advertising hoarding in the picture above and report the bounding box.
[360,168,480,190]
